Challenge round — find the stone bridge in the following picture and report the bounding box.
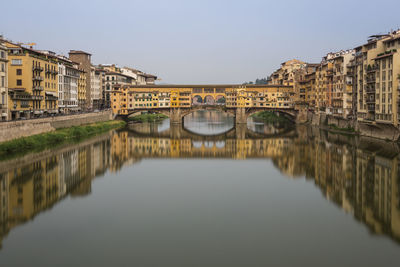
[121,106,306,125]
[126,123,297,141]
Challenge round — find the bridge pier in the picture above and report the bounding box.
[235,108,248,124]
[169,108,183,124]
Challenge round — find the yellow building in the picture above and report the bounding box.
[78,69,86,109]
[4,41,59,119]
[111,84,295,116]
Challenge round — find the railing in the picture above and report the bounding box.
[366,76,375,83]
[32,66,44,71]
[32,95,44,100]
[32,76,43,81]
[366,65,379,73]
[10,94,32,100]
[33,86,44,91]
[366,97,375,103]
[367,104,375,111]
[45,96,58,101]
[365,86,375,93]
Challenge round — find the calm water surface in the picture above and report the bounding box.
[1,110,400,266]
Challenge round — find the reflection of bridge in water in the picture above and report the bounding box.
[1,126,400,249]
[127,122,297,142]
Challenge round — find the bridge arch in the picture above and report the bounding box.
[245,109,297,123]
[216,95,226,104]
[192,95,203,105]
[204,95,215,105]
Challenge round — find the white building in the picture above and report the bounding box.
[57,56,79,113]
[158,92,170,108]
[90,67,102,109]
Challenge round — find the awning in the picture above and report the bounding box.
[1,113,7,117]
[45,92,58,97]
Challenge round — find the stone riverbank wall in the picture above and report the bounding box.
[308,112,400,141]
[0,110,113,143]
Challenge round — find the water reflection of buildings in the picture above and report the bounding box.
[110,128,400,243]
[1,126,400,247]
[0,134,112,248]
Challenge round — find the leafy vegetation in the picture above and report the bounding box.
[250,111,290,123]
[244,77,269,85]
[128,113,168,123]
[0,120,126,159]
[328,124,356,133]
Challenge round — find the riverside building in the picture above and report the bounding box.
[0,40,8,121]
[3,41,58,120]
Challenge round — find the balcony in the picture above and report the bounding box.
[45,95,58,101]
[32,66,44,71]
[32,95,44,100]
[366,97,375,103]
[365,86,375,93]
[33,86,44,91]
[33,76,43,81]
[366,64,379,73]
[367,104,375,111]
[10,93,32,100]
[365,77,375,83]
[21,103,30,108]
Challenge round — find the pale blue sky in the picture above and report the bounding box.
[2,0,400,83]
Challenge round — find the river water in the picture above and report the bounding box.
[0,110,400,266]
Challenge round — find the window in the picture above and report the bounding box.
[11,59,22,65]
[1,77,4,87]
[0,63,4,72]
[16,69,22,75]
[17,79,22,86]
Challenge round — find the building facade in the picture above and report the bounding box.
[69,50,92,110]
[57,57,80,113]
[4,41,58,120]
[0,41,8,121]
[90,67,102,110]
[111,85,294,116]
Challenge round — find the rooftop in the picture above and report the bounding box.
[69,50,92,56]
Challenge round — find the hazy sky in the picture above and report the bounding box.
[2,0,400,84]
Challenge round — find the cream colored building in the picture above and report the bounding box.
[353,30,400,125]
[57,56,80,113]
[0,40,8,121]
[327,50,355,118]
[90,66,102,109]
[269,59,306,86]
